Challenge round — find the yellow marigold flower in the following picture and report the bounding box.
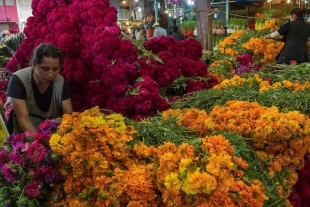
[179,158,193,172]
[182,172,217,195]
[206,153,234,178]
[164,172,182,190]
[264,125,272,135]
[80,116,105,128]
[204,117,215,130]
[49,134,62,152]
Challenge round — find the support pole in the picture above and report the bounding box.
[206,1,213,51]
[226,0,229,28]
[154,0,159,23]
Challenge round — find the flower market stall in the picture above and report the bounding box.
[1,0,310,206]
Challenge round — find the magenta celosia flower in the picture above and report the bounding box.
[23,141,46,163]
[24,181,40,198]
[2,163,18,182]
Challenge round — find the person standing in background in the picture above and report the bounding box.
[152,22,167,37]
[263,8,310,64]
[171,25,185,41]
[0,30,10,46]
[136,27,146,43]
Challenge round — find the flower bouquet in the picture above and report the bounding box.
[0,119,62,207]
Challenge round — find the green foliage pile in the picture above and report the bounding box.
[173,63,310,116]
[172,84,310,115]
[253,63,310,83]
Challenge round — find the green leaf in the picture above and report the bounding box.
[136,77,144,82]
[130,86,141,95]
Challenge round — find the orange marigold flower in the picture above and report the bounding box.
[162,188,182,207]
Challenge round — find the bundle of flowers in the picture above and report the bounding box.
[207,60,234,83]
[217,30,244,56]
[212,73,310,94]
[206,53,261,84]
[164,100,310,201]
[235,53,260,74]
[242,38,284,64]
[0,119,61,206]
[216,24,284,65]
[6,0,216,120]
[48,106,272,206]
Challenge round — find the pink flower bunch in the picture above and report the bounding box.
[235,53,260,74]
[0,120,62,206]
[142,36,214,91]
[289,154,310,207]
[126,75,169,120]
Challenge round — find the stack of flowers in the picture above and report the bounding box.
[164,100,310,201]
[212,73,310,93]
[6,0,216,120]
[242,38,284,64]
[217,30,244,56]
[207,60,234,83]
[48,106,271,206]
[0,119,61,206]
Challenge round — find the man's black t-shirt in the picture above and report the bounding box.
[7,74,71,112]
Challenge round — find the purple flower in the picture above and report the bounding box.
[24,181,40,198]
[10,134,26,145]
[2,164,18,182]
[5,134,15,144]
[23,141,46,163]
[0,149,8,168]
[37,119,60,135]
[8,150,26,167]
[34,166,61,183]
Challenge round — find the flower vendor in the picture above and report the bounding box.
[152,22,167,37]
[4,43,72,134]
[263,8,310,64]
